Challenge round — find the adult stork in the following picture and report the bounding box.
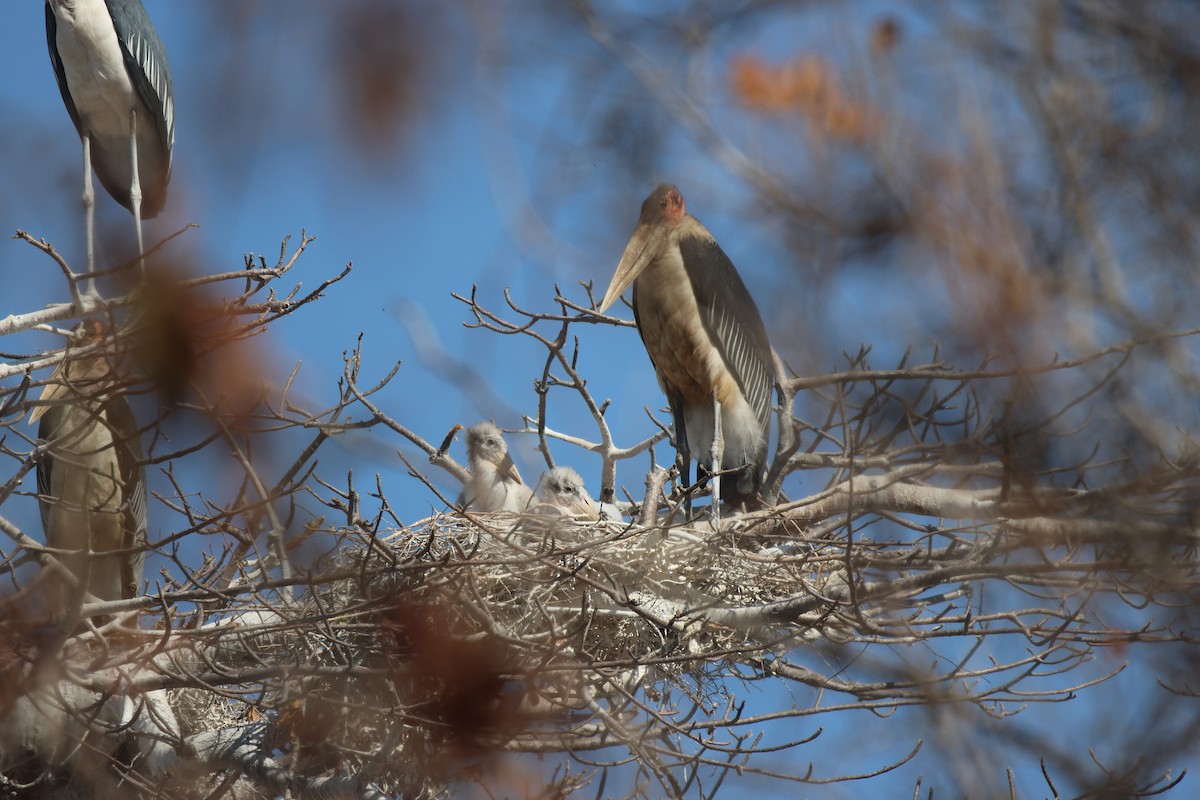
[461,422,533,513]
[598,184,774,517]
[29,319,147,621]
[46,0,175,295]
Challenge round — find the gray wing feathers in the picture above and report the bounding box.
[106,0,174,171]
[679,231,774,439]
[36,408,60,540]
[104,396,146,598]
[709,299,773,432]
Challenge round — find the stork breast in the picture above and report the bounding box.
[54,3,138,133]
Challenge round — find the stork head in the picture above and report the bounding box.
[465,421,523,484]
[598,184,686,312]
[28,319,115,423]
[535,466,599,519]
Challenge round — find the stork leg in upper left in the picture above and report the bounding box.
[128,108,145,265]
[80,131,97,298]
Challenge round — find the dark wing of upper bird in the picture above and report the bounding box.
[678,233,774,439]
[104,394,146,598]
[44,3,83,135]
[35,405,62,539]
[106,0,175,175]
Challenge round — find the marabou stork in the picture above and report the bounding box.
[29,319,147,620]
[598,184,774,516]
[46,0,175,294]
[532,466,622,521]
[461,422,533,513]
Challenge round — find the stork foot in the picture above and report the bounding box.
[72,286,103,317]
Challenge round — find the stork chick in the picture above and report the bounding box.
[531,466,622,521]
[461,422,532,513]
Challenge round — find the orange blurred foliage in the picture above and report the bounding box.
[331,2,442,156]
[870,17,902,59]
[380,601,525,758]
[731,55,879,143]
[130,266,270,429]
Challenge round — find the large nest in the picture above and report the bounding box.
[0,507,845,799]
[176,508,843,794]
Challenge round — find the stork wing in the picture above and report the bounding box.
[678,233,774,441]
[103,394,146,599]
[106,0,174,174]
[35,406,62,541]
[45,3,83,135]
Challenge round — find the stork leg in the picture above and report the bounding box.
[81,131,98,299]
[677,444,692,518]
[128,108,146,272]
[668,394,693,518]
[711,395,724,525]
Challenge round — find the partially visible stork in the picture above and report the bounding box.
[532,466,622,521]
[598,184,774,518]
[461,422,533,513]
[29,319,147,621]
[46,0,175,295]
